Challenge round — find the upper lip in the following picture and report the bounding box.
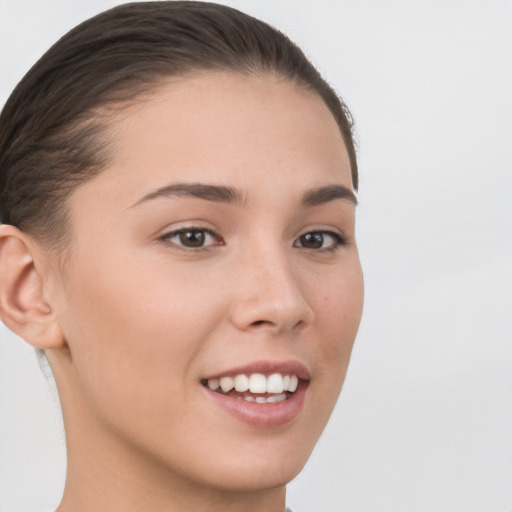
[203,360,311,381]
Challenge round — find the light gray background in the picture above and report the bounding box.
[0,1,511,511]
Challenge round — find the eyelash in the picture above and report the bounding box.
[160,227,223,251]
[293,230,348,253]
[159,227,347,253]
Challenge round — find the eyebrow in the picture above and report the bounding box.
[300,184,358,207]
[131,183,246,208]
[131,182,357,209]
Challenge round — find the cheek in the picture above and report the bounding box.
[59,252,227,416]
[315,258,363,341]
[308,257,363,386]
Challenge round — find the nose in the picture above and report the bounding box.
[229,247,314,334]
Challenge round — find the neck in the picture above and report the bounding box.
[56,398,286,512]
[58,478,285,512]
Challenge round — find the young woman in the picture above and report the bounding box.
[0,2,363,511]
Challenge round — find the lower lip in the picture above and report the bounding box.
[203,381,308,428]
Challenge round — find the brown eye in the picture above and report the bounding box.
[179,229,206,247]
[298,232,324,249]
[294,231,347,251]
[162,227,222,249]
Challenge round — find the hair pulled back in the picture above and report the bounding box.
[0,1,357,248]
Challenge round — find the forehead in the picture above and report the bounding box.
[81,72,352,208]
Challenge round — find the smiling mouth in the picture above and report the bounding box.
[201,372,300,404]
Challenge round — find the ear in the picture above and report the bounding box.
[0,224,65,348]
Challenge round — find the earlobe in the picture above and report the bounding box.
[0,224,65,348]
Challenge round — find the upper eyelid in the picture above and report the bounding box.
[158,223,220,238]
[161,227,220,240]
[296,227,346,239]
[295,230,346,243]
[164,226,217,234]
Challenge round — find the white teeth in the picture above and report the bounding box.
[266,393,287,403]
[234,374,249,392]
[254,394,287,404]
[206,372,301,395]
[249,373,267,393]
[207,378,219,390]
[288,375,299,392]
[219,376,234,393]
[267,373,284,393]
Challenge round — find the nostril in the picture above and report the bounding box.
[248,317,307,330]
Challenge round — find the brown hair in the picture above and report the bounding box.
[0,1,358,248]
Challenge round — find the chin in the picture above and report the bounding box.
[202,455,308,493]
[188,431,316,493]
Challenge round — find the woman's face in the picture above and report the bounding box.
[48,72,363,492]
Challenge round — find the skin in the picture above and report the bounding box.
[0,72,363,511]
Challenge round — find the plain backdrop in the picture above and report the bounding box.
[0,1,511,511]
